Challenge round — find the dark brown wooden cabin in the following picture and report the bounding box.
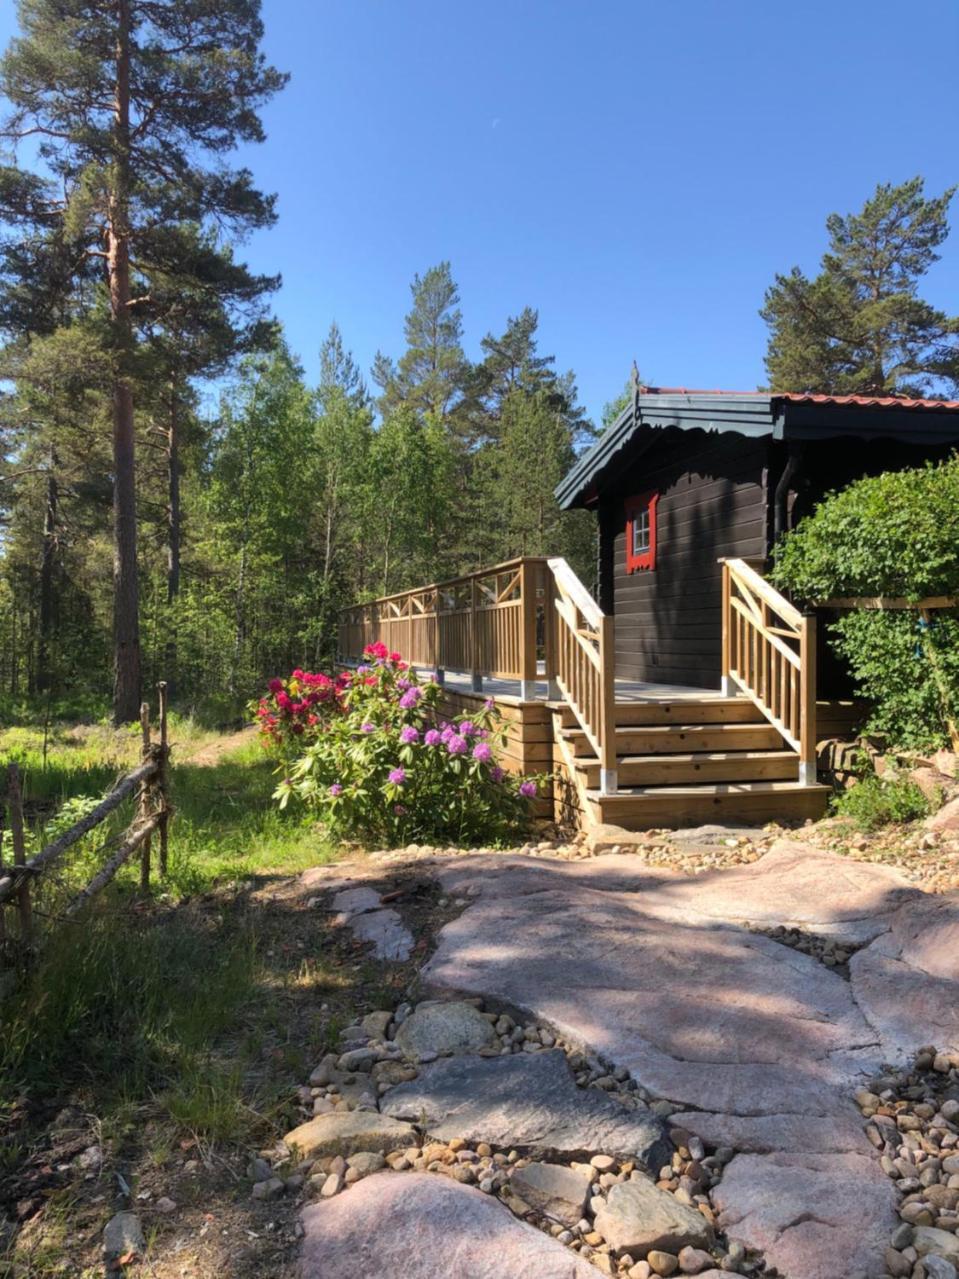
[556,387,959,694]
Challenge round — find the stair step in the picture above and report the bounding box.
[574,750,800,787]
[586,780,830,830]
[563,722,784,756]
[559,697,765,728]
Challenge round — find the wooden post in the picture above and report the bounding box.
[157,680,169,877]
[7,763,32,947]
[543,563,559,700]
[469,575,482,693]
[519,560,538,701]
[138,701,152,894]
[720,560,733,696]
[799,611,817,785]
[598,614,618,795]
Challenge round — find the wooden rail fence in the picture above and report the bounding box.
[0,683,172,962]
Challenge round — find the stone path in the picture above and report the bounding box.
[294,839,959,1279]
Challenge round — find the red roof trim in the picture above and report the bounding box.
[638,387,959,411]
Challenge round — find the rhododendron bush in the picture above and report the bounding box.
[254,643,543,845]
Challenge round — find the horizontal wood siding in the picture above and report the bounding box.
[603,430,769,688]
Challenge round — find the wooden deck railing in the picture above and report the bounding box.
[548,558,617,794]
[721,558,816,782]
[339,558,550,696]
[339,556,620,794]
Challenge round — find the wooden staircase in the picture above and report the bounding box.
[555,695,830,829]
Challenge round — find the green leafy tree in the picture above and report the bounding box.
[0,0,286,720]
[762,178,959,396]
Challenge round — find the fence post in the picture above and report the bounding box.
[138,701,152,894]
[799,611,817,785]
[158,680,170,877]
[7,763,32,947]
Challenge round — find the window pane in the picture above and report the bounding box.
[633,507,649,555]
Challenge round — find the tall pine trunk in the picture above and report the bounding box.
[165,377,181,695]
[36,446,58,693]
[109,0,141,724]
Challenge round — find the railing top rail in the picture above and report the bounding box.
[338,556,551,616]
[548,556,604,628]
[721,556,804,633]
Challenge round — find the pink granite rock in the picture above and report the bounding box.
[711,1151,898,1279]
[927,795,959,832]
[298,1171,601,1277]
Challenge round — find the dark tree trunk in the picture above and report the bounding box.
[109,0,141,724]
[37,447,59,693]
[165,379,181,696]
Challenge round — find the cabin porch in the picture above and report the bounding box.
[338,556,833,831]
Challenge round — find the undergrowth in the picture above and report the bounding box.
[831,773,934,831]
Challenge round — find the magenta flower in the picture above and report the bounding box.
[393,803,407,815]
[459,721,475,736]
[388,767,406,785]
[356,664,369,675]
[329,783,343,797]
[424,729,442,746]
[490,766,505,783]
[400,725,419,744]
[483,696,495,710]
[397,678,411,691]
[447,734,468,756]
[268,677,284,694]
[519,780,537,798]
[472,742,492,762]
[361,722,376,733]
[398,689,420,709]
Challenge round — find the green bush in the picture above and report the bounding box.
[831,774,933,830]
[257,645,544,846]
[773,456,959,748]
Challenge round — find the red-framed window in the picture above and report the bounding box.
[625,492,659,573]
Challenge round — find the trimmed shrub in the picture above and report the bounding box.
[773,456,959,748]
[831,774,933,831]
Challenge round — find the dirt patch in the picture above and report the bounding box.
[185,727,257,768]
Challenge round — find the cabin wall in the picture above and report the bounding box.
[600,429,769,689]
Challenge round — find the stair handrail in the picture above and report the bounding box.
[721,557,817,784]
[547,557,617,795]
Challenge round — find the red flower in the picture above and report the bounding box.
[268,677,284,694]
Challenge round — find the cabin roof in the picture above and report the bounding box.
[557,388,959,510]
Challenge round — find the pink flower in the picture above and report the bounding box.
[361,722,376,733]
[399,688,421,709]
[268,677,284,694]
[390,651,403,663]
[393,803,407,815]
[424,729,442,746]
[459,721,475,736]
[400,725,419,744]
[447,734,468,756]
[329,783,343,796]
[490,766,505,783]
[483,696,495,710]
[519,780,537,798]
[472,742,492,762]
[388,768,406,785]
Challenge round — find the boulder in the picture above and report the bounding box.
[393,1000,497,1058]
[283,1110,415,1160]
[927,795,959,833]
[103,1212,145,1264]
[593,1176,713,1255]
[381,1049,670,1169]
[299,1171,601,1277]
[509,1161,592,1226]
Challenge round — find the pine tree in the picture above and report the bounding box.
[762,178,959,396]
[372,263,468,422]
[0,0,285,720]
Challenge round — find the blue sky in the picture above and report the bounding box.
[2,1,958,422]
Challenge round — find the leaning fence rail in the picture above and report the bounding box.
[0,682,171,961]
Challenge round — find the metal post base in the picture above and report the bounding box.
[798,760,817,785]
[547,679,562,702]
[470,673,483,693]
[520,679,537,702]
[599,769,618,796]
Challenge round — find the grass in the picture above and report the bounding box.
[0,715,342,1154]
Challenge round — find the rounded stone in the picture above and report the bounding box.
[394,1002,497,1058]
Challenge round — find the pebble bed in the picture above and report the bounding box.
[856,1047,959,1279]
[748,923,862,977]
[251,996,772,1278]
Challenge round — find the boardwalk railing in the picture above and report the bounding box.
[339,558,550,698]
[339,557,620,795]
[0,685,172,965]
[721,559,816,782]
[548,557,617,793]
